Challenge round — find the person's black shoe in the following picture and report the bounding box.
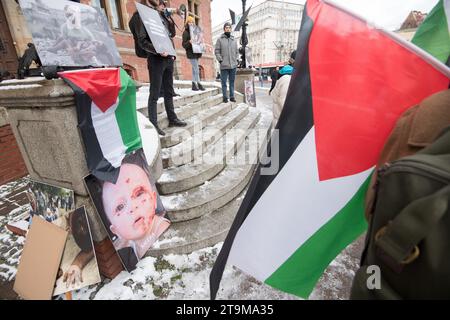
[197,82,206,91]
[223,97,229,103]
[169,118,187,127]
[154,125,166,136]
[192,82,199,91]
[173,92,181,97]
[230,97,236,102]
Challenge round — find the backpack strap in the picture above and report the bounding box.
[375,184,450,272]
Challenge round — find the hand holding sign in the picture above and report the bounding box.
[136,2,176,57]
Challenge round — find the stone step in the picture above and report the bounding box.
[160,101,235,148]
[157,108,261,195]
[161,104,249,168]
[171,80,221,90]
[136,86,219,104]
[157,94,223,130]
[137,88,220,116]
[147,188,248,256]
[160,113,273,222]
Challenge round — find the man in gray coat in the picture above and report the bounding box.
[215,22,239,103]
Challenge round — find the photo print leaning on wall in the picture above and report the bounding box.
[27,180,74,224]
[84,149,170,271]
[53,206,101,296]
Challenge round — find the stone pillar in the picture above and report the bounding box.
[0,78,89,194]
[0,77,109,241]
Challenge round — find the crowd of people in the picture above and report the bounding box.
[26,187,73,223]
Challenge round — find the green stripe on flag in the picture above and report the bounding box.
[116,68,142,153]
[412,0,450,64]
[265,175,371,298]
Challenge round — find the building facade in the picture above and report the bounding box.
[0,0,215,82]
[212,0,303,73]
[395,10,426,42]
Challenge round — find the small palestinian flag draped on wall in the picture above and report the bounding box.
[60,68,142,183]
[210,0,450,299]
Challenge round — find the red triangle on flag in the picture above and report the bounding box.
[59,68,121,113]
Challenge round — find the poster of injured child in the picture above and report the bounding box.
[84,150,170,272]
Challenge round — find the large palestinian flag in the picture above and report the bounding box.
[60,68,142,183]
[210,0,450,299]
[412,0,450,64]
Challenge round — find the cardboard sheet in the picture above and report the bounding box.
[13,216,67,300]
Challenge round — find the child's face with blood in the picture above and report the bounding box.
[103,164,157,241]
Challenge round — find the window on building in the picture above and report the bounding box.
[188,0,201,25]
[108,0,124,29]
[91,0,125,30]
[91,0,106,11]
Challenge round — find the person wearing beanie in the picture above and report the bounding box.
[214,22,239,103]
[182,16,205,91]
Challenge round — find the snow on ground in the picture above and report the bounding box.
[63,237,363,300]
[65,243,301,300]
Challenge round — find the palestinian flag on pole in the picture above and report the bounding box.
[412,0,450,64]
[60,68,142,183]
[210,0,450,299]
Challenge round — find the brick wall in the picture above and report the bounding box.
[0,125,28,186]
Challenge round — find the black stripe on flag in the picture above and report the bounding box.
[64,79,121,183]
[210,5,316,299]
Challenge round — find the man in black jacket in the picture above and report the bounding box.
[129,0,186,136]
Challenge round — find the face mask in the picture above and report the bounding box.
[225,32,231,37]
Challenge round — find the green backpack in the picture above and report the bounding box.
[351,126,450,299]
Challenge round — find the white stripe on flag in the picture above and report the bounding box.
[91,100,127,168]
[228,127,372,281]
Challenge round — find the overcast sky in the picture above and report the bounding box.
[211,0,439,31]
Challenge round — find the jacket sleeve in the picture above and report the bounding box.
[168,18,176,38]
[272,82,281,124]
[272,77,290,125]
[235,40,240,62]
[136,16,158,56]
[182,30,192,50]
[215,39,223,63]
